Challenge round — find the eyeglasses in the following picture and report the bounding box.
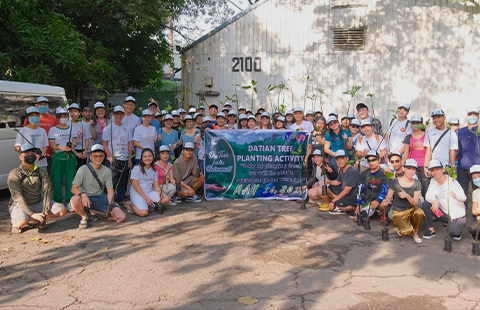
[367,158,378,163]
[350,125,359,128]
[390,159,401,164]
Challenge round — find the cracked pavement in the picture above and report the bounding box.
[0,189,479,309]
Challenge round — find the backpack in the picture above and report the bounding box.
[155,161,172,185]
[358,134,380,150]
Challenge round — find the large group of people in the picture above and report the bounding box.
[7,95,480,247]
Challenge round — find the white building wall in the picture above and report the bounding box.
[182,0,480,125]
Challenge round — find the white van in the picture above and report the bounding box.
[0,81,66,190]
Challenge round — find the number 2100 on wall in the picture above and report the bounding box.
[232,57,261,72]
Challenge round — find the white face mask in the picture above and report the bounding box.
[59,118,69,124]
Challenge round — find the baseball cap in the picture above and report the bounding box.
[329,111,338,117]
[224,102,232,107]
[154,112,161,117]
[350,119,360,126]
[347,113,355,119]
[326,116,338,124]
[26,106,39,115]
[366,150,379,159]
[285,109,293,115]
[203,116,213,123]
[113,105,125,113]
[188,107,196,114]
[312,149,322,156]
[360,119,372,127]
[20,143,36,153]
[276,116,286,122]
[428,160,443,170]
[141,109,152,116]
[94,102,105,110]
[398,103,411,111]
[388,152,402,160]
[470,165,480,174]
[449,117,460,124]
[248,115,256,121]
[91,144,106,154]
[147,101,157,107]
[164,114,173,120]
[239,105,246,111]
[228,110,237,116]
[36,96,49,103]
[431,109,445,117]
[68,103,80,110]
[261,112,270,118]
[239,114,248,120]
[340,114,349,120]
[55,107,68,115]
[306,110,314,116]
[194,113,203,120]
[410,115,423,123]
[404,158,418,169]
[334,150,347,158]
[159,145,170,152]
[216,112,226,119]
[209,104,218,109]
[356,102,368,111]
[184,115,193,121]
[293,106,304,113]
[161,110,168,115]
[467,109,479,115]
[178,108,186,113]
[125,96,135,103]
[183,142,195,149]
[171,110,180,116]
[197,105,205,110]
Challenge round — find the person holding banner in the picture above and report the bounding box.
[238,114,249,129]
[274,116,286,130]
[290,107,314,132]
[247,115,258,129]
[304,149,338,211]
[327,150,359,215]
[172,142,204,203]
[213,112,228,129]
[259,112,273,129]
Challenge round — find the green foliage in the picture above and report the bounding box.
[385,172,395,179]
[343,85,362,115]
[445,165,457,182]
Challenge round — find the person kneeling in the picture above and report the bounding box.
[172,142,205,202]
[421,160,466,240]
[126,148,170,216]
[70,144,126,228]
[304,149,338,211]
[380,159,424,243]
[8,144,67,234]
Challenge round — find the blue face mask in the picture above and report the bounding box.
[473,179,480,188]
[37,106,49,114]
[28,116,40,125]
[467,116,479,125]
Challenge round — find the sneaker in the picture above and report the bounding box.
[172,196,182,204]
[423,230,436,239]
[318,202,330,212]
[329,207,346,215]
[124,201,134,215]
[66,202,73,212]
[413,235,422,244]
[167,201,177,206]
[452,234,462,241]
[186,195,201,203]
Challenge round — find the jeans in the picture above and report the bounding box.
[421,201,466,237]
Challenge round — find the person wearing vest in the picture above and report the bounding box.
[154,145,178,205]
[8,144,67,234]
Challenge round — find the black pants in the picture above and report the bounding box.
[421,201,466,237]
[457,168,472,210]
[416,166,430,198]
[76,149,87,170]
[468,219,480,240]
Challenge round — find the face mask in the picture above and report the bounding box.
[37,106,49,113]
[24,154,37,165]
[467,116,479,125]
[59,118,68,124]
[28,116,40,125]
[473,179,480,188]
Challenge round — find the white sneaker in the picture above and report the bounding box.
[186,195,201,203]
[167,201,177,206]
[453,234,462,241]
[66,202,73,212]
[329,207,346,215]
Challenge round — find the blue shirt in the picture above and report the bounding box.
[457,126,480,169]
[180,128,200,156]
[325,129,352,153]
[158,127,179,160]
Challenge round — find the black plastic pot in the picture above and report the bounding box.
[300,198,306,210]
[357,214,364,227]
[364,217,371,230]
[322,185,327,196]
[157,204,164,215]
[473,242,480,256]
[444,237,453,252]
[176,181,181,192]
[382,227,389,241]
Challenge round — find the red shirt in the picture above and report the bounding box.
[24,114,58,157]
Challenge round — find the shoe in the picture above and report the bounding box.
[347,212,355,219]
[423,230,436,239]
[413,235,422,244]
[167,201,177,206]
[318,202,330,212]
[329,207,346,215]
[124,201,134,215]
[452,234,462,241]
[66,202,73,212]
[186,195,201,203]
[172,196,182,203]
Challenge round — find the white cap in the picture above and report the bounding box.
[248,115,256,121]
[449,117,460,124]
[159,145,170,152]
[94,102,105,109]
[164,114,173,120]
[178,108,186,113]
[161,110,168,115]
[428,160,443,170]
[326,116,338,124]
[113,105,125,113]
[171,111,180,116]
[276,116,286,122]
[467,109,480,115]
[154,112,161,117]
[239,105,246,111]
[312,149,322,156]
[188,107,196,114]
[125,96,136,103]
[410,115,423,123]
[55,107,68,114]
[147,101,157,107]
[398,103,411,111]
[340,114,349,120]
[36,96,49,103]
[306,110,314,116]
[194,113,203,119]
[223,101,232,107]
[216,112,226,118]
[293,106,304,113]
[350,119,360,126]
[239,114,248,120]
[470,165,480,174]
[361,119,372,127]
[388,152,402,160]
[404,158,418,168]
[285,109,293,115]
[26,106,39,115]
[183,142,195,149]
[91,144,105,153]
[366,150,379,158]
[431,109,445,116]
[197,104,205,110]
[203,116,213,123]
[329,111,338,117]
[68,103,80,110]
[141,109,152,116]
[184,115,193,121]
[261,112,270,118]
[347,113,355,119]
[334,150,347,158]
[228,110,237,116]
[20,143,36,153]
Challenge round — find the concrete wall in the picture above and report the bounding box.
[181,0,480,125]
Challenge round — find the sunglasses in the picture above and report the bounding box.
[390,159,401,164]
[367,158,378,163]
[350,125,359,128]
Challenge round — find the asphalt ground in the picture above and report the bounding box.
[0,188,479,310]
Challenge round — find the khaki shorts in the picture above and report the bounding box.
[177,175,196,194]
[9,201,65,224]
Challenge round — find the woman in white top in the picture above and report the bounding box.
[421,160,466,240]
[126,148,168,217]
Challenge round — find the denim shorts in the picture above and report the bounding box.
[88,193,109,213]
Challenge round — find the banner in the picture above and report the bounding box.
[204,129,309,200]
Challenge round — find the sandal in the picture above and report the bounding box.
[11,227,22,234]
[78,218,89,229]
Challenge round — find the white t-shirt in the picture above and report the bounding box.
[133,125,157,159]
[386,119,412,154]
[122,114,142,138]
[290,121,314,132]
[48,126,77,152]
[130,165,158,194]
[423,127,458,166]
[15,127,49,167]
[355,134,387,167]
[425,176,466,220]
[102,123,132,161]
[70,121,92,150]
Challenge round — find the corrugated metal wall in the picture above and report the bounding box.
[182,0,480,125]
